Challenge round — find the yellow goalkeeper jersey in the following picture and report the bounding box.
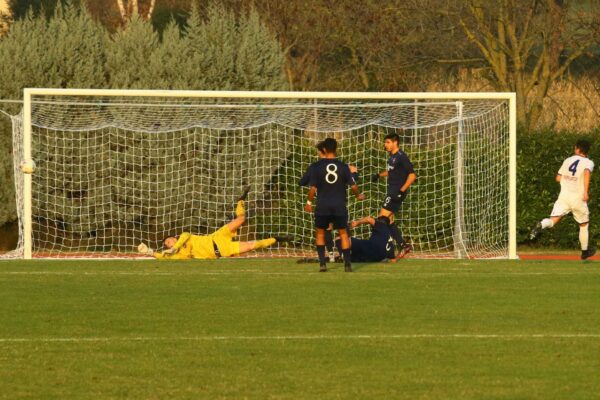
[154,232,216,260]
[153,226,240,260]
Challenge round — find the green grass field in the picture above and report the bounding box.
[1,259,599,399]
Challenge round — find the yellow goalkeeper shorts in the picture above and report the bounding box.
[210,225,240,257]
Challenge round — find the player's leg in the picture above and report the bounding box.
[235,186,251,217]
[225,186,251,235]
[578,223,596,260]
[325,224,336,262]
[530,198,567,240]
[225,215,246,235]
[235,235,292,255]
[337,228,352,272]
[315,227,328,271]
[379,195,410,257]
[573,201,595,260]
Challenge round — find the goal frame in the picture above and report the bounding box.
[21,88,517,260]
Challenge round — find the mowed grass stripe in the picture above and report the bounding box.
[1,259,599,399]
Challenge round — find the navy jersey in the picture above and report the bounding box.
[370,221,396,259]
[387,150,414,195]
[346,221,395,262]
[299,164,314,187]
[307,158,355,216]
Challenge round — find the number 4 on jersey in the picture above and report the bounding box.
[568,160,579,176]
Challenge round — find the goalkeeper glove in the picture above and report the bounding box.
[370,173,380,182]
[162,247,178,255]
[137,243,154,257]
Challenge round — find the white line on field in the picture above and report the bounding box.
[0,271,598,277]
[1,334,599,343]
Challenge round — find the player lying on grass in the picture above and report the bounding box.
[298,215,399,264]
[530,139,596,260]
[137,188,291,259]
[338,215,398,262]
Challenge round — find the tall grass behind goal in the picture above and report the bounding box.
[6,90,516,259]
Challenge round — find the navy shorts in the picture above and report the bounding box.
[315,215,348,229]
[381,191,406,213]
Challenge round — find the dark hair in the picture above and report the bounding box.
[576,139,591,155]
[316,140,326,153]
[319,138,337,154]
[384,133,400,144]
[376,216,391,225]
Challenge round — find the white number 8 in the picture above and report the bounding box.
[326,163,338,184]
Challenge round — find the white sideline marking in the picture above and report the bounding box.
[1,334,599,343]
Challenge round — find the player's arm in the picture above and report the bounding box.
[556,160,569,183]
[400,172,417,193]
[172,233,191,251]
[155,233,192,258]
[399,155,416,193]
[349,164,359,182]
[299,166,312,187]
[371,170,388,182]
[350,216,375,228]
[304,186,317,212]
[344,165,365,200]
[137,243,184,259]
[583,169,591,202]
[350,184,365,200]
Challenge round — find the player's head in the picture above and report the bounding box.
[575,139,591,156]
[384,133,400,153]
[162,236,177,249]
[316,140,327,157]
[376,216,391,225]
[319,138,337,155]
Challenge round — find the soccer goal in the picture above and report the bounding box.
[5,89,516,259]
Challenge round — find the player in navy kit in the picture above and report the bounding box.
[334,215,395,263]
[371,133,416,260]
[303,138,365,272]
[299,143,359,263]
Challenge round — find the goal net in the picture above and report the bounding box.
[5,90,516,259]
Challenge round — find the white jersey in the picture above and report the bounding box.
[557,155,594,199]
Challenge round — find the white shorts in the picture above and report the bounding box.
[551,197,589,224]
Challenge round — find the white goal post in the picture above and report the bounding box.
[11,89,516,260]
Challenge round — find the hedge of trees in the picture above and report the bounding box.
[0,2,287,230]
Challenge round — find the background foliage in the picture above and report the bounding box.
[518,128,600,248]
[0,1,287,236]
[1,0,600,251]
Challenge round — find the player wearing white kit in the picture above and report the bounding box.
[530,140,595,260]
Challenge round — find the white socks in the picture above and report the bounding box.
[541,218,554,229]
[580,224,589,251]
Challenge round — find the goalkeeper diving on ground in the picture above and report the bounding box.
[137,187,292,259]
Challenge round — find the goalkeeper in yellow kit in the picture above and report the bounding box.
[137,188,291,259]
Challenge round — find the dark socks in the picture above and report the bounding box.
[325,230,334,253]
[342,248,351,266]
[389,223,404,247]
[317,245,327,266]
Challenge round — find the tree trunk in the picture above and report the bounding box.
[116,0,127,21]
[146,0,156,20]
